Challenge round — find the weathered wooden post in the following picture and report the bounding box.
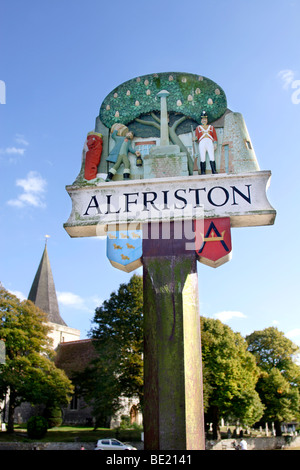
[142,221,205,450]
[64,72,276,450]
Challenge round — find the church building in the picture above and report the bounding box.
[27,241,80,348]
[13,241,142,427]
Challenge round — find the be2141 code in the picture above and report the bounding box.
[149,455,192,465]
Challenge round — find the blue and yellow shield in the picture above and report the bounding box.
[106,229,143,272]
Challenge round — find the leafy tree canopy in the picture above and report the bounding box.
[99,72,227,128]
[90,274,143,399]
[0,287,73,432]
[256,368,299,424]
[246,327,300,432]
[75,275,144,427]
[201,317,264,432]
[246,327,300,381]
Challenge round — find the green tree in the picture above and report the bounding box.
[90,274,143,401]
[0,287,73,433]
[73,349,123,428]
[201,317,264,439]
[246,327,300,435]
[99,72,227,129]
[75,275,143,427]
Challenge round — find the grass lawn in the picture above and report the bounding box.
[0,425,143,444]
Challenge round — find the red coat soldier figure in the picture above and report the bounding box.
[194,111,218,175]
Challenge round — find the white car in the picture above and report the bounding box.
[95,438,137,450]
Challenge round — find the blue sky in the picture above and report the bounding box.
[1,0,300,347]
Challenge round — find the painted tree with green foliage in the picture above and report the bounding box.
[201,317,264,439]
[246,327,300,435]
[0,287,73,433]
[98,72,228,176]
[99,72,227,129]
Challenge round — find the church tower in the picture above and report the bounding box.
[28,239,80,348]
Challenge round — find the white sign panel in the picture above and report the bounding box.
[64,171,276,237]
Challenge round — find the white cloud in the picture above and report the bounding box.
[278,69,296,89]
[0,135,29,162]
[0,147,26,156]
[16,172,46,193]
[7,171,47,208]
[57,291,103,314]
[286,328,300,339]
[8,289,26,301]
[15,134,29,146]
[90,295,104,306]
[57,291,86,309]
[213,311,247,323]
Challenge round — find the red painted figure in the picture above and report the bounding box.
[84,131,103,180]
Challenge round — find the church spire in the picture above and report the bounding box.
[28,239,67,326]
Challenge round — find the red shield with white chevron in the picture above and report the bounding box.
[194,217,232,268]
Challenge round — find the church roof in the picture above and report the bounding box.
[28,243,67,326]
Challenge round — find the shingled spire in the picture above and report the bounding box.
[28,239,67,326]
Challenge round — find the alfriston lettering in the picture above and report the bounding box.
[142,191,160,211]
[231,185,252,205]
[189,187,206,207]
[83,195,102,215]
[208,186,230,207]
[83,184,253,216]
[105,194,121,214]
[124,192,139,213]
[162,190,170,210]
[174,189,188,209]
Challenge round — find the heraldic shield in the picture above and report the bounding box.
[106,229,143,272]
[194,217,232,268]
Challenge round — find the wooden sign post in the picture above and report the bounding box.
[64,72,276,450]
[142,221,205,450]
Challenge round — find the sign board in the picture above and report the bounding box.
[63,72,277,451]
[64,72,276,269]
[64,170,274,238]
